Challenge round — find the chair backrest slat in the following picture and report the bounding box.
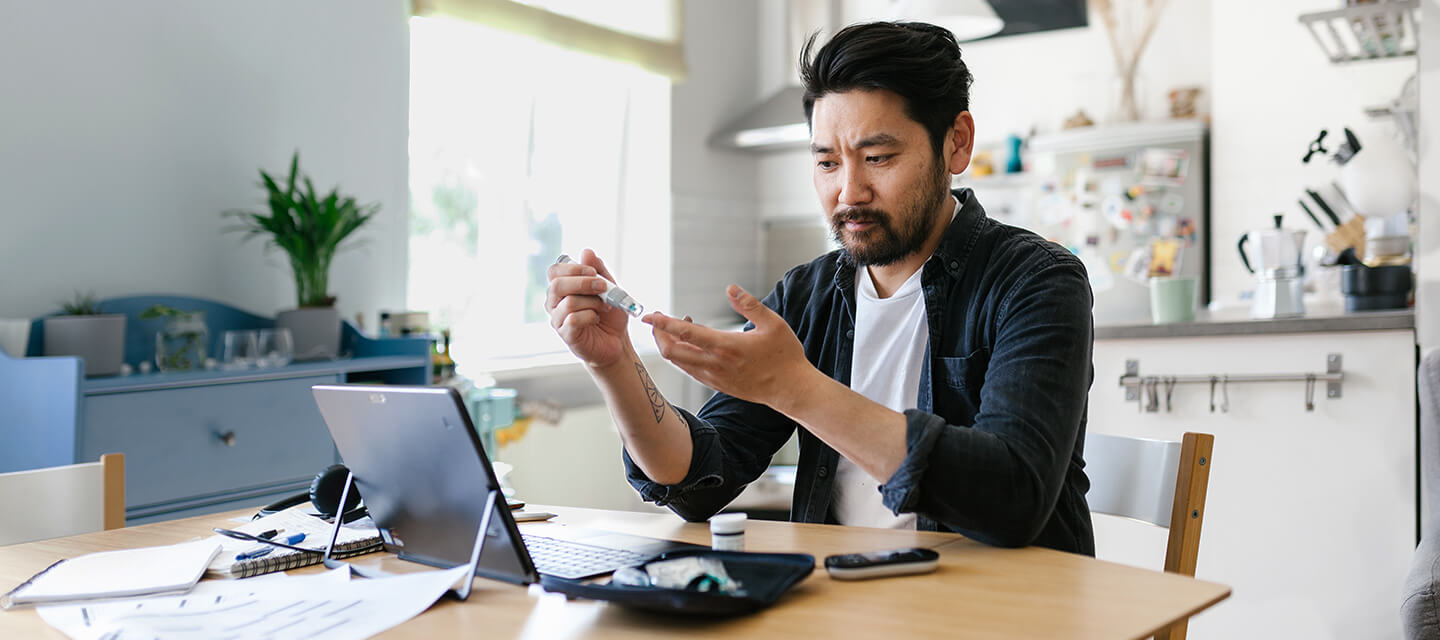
[0,453,125,546]
[1086,434,1183,528]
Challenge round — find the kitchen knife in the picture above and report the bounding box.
[1298,199,1327,230]
[1307,188,1343,226]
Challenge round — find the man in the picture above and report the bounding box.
[545,21,1094,554]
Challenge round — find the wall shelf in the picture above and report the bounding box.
[1298,0,1419,64]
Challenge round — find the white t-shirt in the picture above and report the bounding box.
[832,197,960,529]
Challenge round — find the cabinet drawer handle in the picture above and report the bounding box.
[216,430,237,447]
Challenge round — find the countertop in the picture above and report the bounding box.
[1095,303,1414,340]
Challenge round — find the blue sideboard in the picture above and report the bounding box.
[0,296,432,524]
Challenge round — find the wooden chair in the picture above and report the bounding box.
[0,454,125,546]
[1086,432,1214,640]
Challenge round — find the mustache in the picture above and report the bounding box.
[832,207,888,225]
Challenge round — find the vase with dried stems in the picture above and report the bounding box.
[1094,0,1171,122]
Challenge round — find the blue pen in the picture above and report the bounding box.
[235,546,273,561]
[234,533,308,560]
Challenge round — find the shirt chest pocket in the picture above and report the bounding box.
[933,348,990,426]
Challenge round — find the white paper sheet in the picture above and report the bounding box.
[39,565,470,640]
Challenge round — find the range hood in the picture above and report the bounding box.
[709,86,810,151]
[708,0,1087,152]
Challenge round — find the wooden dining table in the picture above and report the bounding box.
[0,504,1229,638]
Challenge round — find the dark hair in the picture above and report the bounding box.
[799,22,974,156]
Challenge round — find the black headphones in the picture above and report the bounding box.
[256,463,368,523]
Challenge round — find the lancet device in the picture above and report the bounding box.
[555,254,645,318]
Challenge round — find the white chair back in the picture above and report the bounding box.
[1085,433,1183,528]
[0,454,124,546]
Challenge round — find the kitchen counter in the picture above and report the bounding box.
[1095,304,1413,340]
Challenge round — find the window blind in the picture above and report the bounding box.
[412,0,686,80]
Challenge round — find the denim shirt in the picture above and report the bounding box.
[624,188,1096,555]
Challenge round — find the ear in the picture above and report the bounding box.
[944,111,976,176]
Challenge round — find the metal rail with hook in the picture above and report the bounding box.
[1119,354,1344,413]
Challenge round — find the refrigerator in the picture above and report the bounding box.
[958,120,1210,326]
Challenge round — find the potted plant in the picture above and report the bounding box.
[224,152,379,361]
[42,291,127,376]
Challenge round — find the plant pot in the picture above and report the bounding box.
[43,314,126,376]
[276,307,341,362]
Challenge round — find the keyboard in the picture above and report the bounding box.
[521,533,651,580]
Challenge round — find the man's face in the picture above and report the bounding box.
[810,89,952,267]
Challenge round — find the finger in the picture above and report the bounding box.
[650,316,715,361]
[645,313,729,350]
[557,309,601,341]
[580,248,618,283]
[544,262,599,311]
[545,275,611,312]
[550,294,607,330]
[547,261,596,281]
[655,336,714,371]
[726,285,778,328]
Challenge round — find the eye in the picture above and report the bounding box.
[816,160,838,170]
[865,154,893,164]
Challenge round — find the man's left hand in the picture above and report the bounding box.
[643,285,813,410]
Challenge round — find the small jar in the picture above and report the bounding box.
[710,513,746,552]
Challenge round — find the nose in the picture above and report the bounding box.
[838,165,872,207]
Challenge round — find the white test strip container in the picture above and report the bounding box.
[710,513,747,552]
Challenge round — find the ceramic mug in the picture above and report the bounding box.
[1149,277,1197,324]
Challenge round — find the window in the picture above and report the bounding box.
[408,16,671,371]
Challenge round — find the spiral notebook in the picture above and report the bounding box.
[205,504,382,579]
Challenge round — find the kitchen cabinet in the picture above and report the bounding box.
[1090,310,1416,639]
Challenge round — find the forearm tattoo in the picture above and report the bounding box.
[636,362,669,423]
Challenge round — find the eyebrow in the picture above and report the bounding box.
[810,133,902,155]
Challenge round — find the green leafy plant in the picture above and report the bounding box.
[223,151,380,308]
[59,291,103,315]
[139,304,195,321]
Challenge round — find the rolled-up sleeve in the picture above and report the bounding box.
[622,407,725,510]
[877,409,948,514]
[622,398,797,521]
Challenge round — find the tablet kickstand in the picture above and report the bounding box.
[319,470,494,601]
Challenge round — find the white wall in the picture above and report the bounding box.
[0,1,410,325]
[670,0,763,323]
[959,0,1212,144]
[1091,331,1416,638]
[1420,0,1440,353]
[1210,0,1415,307]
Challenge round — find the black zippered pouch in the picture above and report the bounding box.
[538,549,815,616]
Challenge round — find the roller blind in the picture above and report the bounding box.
[412,0,686,80]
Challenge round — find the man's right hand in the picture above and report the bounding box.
[545,249,633,369]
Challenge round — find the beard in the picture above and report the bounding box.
[829,159,951,267]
